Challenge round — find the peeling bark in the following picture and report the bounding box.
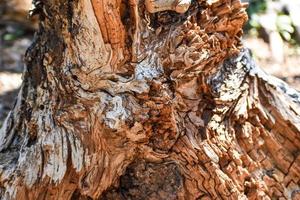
[0,0,300,199]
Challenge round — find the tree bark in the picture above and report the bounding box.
[0,0,300,199]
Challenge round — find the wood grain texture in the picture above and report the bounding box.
[0,0,299,199]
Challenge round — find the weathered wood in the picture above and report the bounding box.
[0,0,299,199]
[145,0,192,13]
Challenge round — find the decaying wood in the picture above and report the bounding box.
[0,0,299,199]
[145,0,192,13]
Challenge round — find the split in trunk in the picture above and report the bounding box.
[0,0,300,199]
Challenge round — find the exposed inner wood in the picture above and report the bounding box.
[0,0,299,199]
[145,0,192,13]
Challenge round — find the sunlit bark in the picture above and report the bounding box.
[0,0,299,199]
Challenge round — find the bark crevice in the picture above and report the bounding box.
[0,0,299,199]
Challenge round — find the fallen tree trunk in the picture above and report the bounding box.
[0,0,299,199]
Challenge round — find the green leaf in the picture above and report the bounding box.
[3,33,17,41]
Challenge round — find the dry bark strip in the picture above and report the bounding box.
[0,0,299,199]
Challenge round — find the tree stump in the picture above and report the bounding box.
[0,0,299,199]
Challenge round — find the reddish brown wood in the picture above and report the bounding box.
[0,0,299,199]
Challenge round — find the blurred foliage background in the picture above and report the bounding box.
[242,0,300,91]
[245,0,300,46]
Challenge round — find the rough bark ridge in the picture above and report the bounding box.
[0,0,299,199]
